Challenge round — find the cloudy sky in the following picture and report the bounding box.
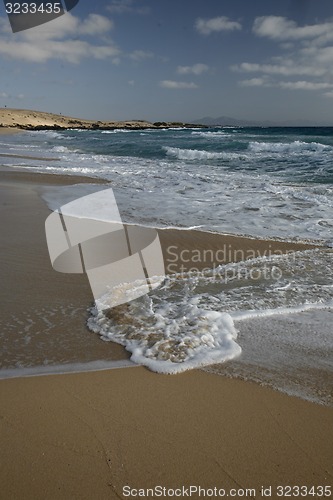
[1,0,333,123]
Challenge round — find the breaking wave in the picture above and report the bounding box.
[249,140,331,154]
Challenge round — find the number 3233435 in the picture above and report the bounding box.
[5,3,62,14]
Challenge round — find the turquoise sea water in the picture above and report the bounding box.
[0,127,333,240]
[1,127,332,404]
[1,126,333,241]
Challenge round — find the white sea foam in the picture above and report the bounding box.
[160,127,188,130]
[4,129,332,244]
[40,184,109,213]
[88,290,241,374]
[52,145,73,153]
[33,130,66,139]
[38,161,333,243]
[163,146,245,161]
[0,143,40,149]
[191,131,233,138]
[101,129,133,134]
[69,128,89,132]
[231,300,333,322]
[87,247,333,375]
[249,140,331,154]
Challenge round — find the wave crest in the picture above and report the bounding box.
[164,146,231,160]
[249,140,331,154]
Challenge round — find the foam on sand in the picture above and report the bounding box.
[88,248,333,378]
[88,288,241,374]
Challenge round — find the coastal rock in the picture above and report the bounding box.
[0,108,207,132]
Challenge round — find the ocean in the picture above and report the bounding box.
[1,126,332,404]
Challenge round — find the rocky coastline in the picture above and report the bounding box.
[0,108,206,131]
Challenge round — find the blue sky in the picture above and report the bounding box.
[1,0,333,123]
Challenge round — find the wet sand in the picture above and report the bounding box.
[0,168,315,371]
[0,169,332,499]
[0,127,22,135]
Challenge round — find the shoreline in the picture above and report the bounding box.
[0,166,326,377]
[0,126,23,135]
[1,165,319,248]
[0,152,59,161]
[0,166,332,497]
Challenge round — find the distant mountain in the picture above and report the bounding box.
[193,116,331,127]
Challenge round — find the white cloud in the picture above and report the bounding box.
[233,61,326,77]
[324,91,333,98]
[0,91,24,99]
[233,16,333,98]
[160,80,198,89]
[312,46,333,64]
[129,50,153,61]
[195,16,241,35]
[239,77,269,87]
[79,14,114,35]
[19,11,79,41]
[107,0,149,15]
[177,63,209,75]
[239,77,333,91]
[280,42,295,50]
[279,81,333,91]
[0,13,120,63]
[253,16,333,41]
[239,77,333,92]
[0,39,120,64]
